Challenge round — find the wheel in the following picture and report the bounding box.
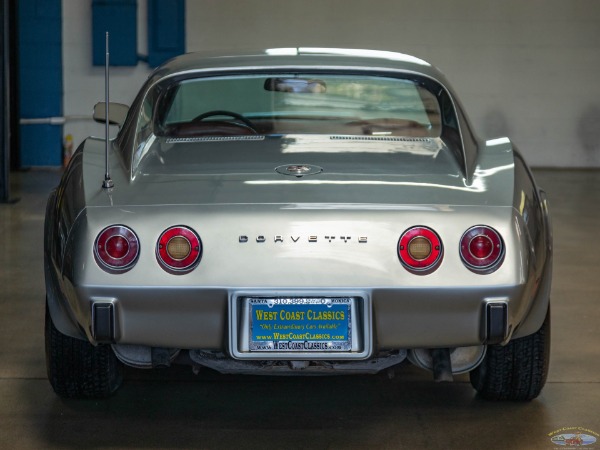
[45,301,122,398]
[470,306,550,401]
[192,110,258,132]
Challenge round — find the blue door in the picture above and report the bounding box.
[19,0,62,167]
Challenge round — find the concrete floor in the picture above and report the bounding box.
[0,169,598,450]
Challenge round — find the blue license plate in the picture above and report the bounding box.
[249,298,352,352]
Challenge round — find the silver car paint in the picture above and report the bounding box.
[44,49,551,369]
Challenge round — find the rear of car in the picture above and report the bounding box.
[44,49,551,400]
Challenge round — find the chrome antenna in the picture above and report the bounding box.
[102,31,114,189]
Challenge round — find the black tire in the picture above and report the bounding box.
[470,307,550,401]
[45,301,122,398]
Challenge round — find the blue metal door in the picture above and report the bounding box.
[19,0,62,167]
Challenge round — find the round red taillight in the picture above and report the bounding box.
[460,226,504,273]
[398,226,443,273]
[105,235,129,259]
[94,225,139,271]
[469,235,493,259]
[156,226,202,273]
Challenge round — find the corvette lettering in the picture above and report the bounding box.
[239,235,367,243]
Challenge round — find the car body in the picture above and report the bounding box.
[44,48,552,400]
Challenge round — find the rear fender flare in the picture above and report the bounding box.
[44,190,87,341]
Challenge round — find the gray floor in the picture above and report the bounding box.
[0,169,598,450]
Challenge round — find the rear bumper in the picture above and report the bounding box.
[63,284,528,354]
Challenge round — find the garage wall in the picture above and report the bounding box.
[62,0,151,148]
[62,0,600,167]
[19,0,63,167]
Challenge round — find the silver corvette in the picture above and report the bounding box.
[44,48,552,400]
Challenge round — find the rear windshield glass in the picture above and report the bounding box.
[154,74,441,138]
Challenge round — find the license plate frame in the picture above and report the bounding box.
[248,297,353,352]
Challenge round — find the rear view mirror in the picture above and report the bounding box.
[264,78,327,93]
[93,102,129,126]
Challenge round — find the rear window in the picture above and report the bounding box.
[154,74,441,138]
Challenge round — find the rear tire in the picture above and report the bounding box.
[45,301,122,398]
[470,307,550,401]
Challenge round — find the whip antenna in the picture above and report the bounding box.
[102,31,114,189]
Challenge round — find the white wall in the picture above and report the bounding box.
[63,0,600,167]
[62,0,152,147]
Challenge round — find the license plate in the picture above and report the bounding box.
[248,298,352,352]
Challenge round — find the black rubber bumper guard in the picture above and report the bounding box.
[92,302,115,343]
[486,302,508,344]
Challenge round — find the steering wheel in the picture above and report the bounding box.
[192,110,258,133]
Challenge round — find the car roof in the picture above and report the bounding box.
[148,48,448,85]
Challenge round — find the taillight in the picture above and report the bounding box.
[460,225,504,273]
[398,226,443,273]
[156,226,202,273]
[94,225,140,272]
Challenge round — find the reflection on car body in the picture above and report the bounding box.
[44,48,551,401]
